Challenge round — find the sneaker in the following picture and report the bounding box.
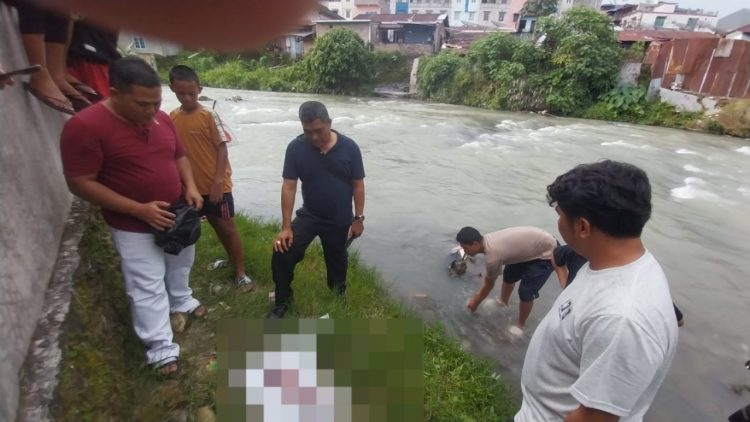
[235,274,254,293]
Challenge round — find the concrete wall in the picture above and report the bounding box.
[619,62,643,86]
[0,5,72,422]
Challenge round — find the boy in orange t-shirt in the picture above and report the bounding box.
[169,65,252,292]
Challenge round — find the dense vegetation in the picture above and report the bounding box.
[156,29,409,95]
[417,7,718,132]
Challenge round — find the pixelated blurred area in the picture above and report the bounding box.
[217,319,424,421]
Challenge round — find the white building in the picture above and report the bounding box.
[557,0,602,15]
[118,33,180,69]
[390,0,517,30]
[323,0,390,19]
[619,2,718,32]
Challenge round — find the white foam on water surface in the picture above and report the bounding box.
[676,148,698,155]
[735,146,750,156]
[600,140,654,150]
[670,177,720,201]
[241,120,298,127]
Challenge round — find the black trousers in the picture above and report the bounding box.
[5,1,69,43]
[271,215,349,306]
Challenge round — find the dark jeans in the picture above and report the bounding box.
[271,215,349,306]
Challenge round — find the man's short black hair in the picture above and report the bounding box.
[169,64,200,85]
[456,226,483,244]
[299,101,331,124]
[109,56,161,92]
[547,160,652,238]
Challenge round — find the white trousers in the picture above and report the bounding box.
[110,228,201,365]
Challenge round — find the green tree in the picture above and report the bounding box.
[520,0,558,17]
[417,52,464,99]
[304,28,374,94]
[537,7,623,114]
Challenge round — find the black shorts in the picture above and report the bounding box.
[200,192,235,219]
[502,259,553,302]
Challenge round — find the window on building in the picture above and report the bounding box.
[345,9,351,17]
[500,0,508,4]
[426,9,433,13]
[133,37,146,49]
[454,11,461,20]
[483,11,491,20]
[513,13,519,22]
[687,17,698,29]
[498,11,505,20]
[654,16,666,27]
[468,11,475,19]
[440,10,448,14]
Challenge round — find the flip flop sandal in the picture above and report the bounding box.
[191,304,208,319]
[153,358,179,378]
[23,82,74,115]
[71,82,103,102]
[64,93,92,112]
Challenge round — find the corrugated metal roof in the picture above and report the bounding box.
[617,29,718,42]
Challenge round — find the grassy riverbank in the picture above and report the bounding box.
[54,213,516,421]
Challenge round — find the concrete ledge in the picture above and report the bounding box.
[16,199,91,422]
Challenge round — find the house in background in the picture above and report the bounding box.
[557,0,603,15]
[323,0,390,19]
[618,2,718,32]
[314,19,375,45]
[601,3,639,27]
[356,13,449,55]
[725,25,750,41]
[276,4,343,59]
[118,33,180,69]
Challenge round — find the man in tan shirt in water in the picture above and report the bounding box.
[457,226,563,336]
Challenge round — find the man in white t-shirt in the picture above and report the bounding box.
[456,226,564,334]
[516,160,678,422]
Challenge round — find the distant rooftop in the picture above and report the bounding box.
[353,13,444,22]
[617,28,719,42]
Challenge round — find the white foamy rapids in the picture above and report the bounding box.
[736,146,750,156]
[683,164,702,173]
[676,148,698,155]
[670,177,720,201]
[600,140,655,150]
[240,120,298,127]
[738,186,750,197]
[459,139,495,149]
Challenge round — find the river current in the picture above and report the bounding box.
[163,87,750,421]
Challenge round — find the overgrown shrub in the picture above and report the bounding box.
[418,52,464,99]
[305,28,374,94]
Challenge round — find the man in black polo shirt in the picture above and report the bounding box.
[267,101,366,318]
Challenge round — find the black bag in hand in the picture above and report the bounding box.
[151,202,201,255]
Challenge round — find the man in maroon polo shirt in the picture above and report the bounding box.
[60,56,204,376]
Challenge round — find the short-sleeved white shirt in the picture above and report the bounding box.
[515,251,678,421]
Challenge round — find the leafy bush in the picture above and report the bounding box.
[538,7,623,115]
[599,86,647,118]
[418,52,464,98]
[305,28,374,94]
[372,51,411,84]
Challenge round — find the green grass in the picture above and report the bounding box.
[54,212,516,421]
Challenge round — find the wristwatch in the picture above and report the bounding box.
[353,215,365,222]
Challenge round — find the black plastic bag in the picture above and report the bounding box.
[151,202,201,255]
